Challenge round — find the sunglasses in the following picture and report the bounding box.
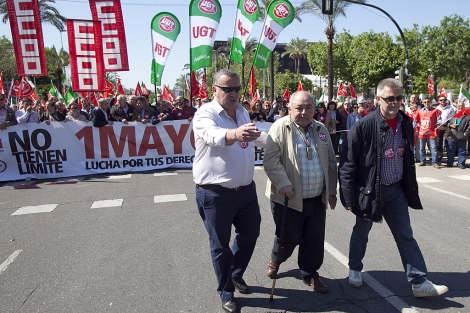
[352,106,358,109]
[380,95,404,103]
[214,85,241,93]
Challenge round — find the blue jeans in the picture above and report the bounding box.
[419,138,438,165]
[349,182,428,284]
[447,139,467,167]
[196,181,261,302]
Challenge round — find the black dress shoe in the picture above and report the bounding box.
[222,300,237,313]
[232,277,250,294]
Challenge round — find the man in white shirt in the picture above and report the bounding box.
[16,98,40,124]
[436,97,455,162]
[193,69,261,313]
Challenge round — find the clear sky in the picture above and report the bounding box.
[1,0,469,91]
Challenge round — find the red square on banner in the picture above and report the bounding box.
[105,41,116,49]
[82,62,92,69]
[108,58,118,65]
[83,78,94,86]
[25,43,35,52]
[103,23,118,32]
[27,62,38,70]
[78,25,93,34]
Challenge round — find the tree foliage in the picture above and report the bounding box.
[0,35,16,80]
[281,38,309,74]
[274,70,313,97]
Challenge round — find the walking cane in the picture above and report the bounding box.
[269,196,289,302]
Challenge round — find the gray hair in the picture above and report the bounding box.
[376,78,403,97]
[213,69,239,85]
[117,94,127,102]
[98,98,108,107]
[288,91,314,107]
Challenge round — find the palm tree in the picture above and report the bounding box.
[282,38,309,74]
[0,0,66,31]
[298,0,366,100]
[45,45,69,92]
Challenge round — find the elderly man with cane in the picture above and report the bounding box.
[263,90,338,297]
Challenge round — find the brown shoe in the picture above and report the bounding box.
[419,162,426,166]
[303,277,330,293]
[266,259,278,279]
[432,163,441,169]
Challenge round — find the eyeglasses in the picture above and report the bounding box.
[380,95,404,103]
[214,85,241,93]
[352,106,358,109]
[438,99,446,102]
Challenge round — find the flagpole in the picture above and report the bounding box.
[244,65,253,97]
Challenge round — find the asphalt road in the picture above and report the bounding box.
[0,164,469,313]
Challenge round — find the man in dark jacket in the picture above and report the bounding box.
[93,98,115,127]
[339,78,448,298]
[110,94,134,123]
[0,93,17,129]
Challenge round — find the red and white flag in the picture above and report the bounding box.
[9,79,20,98]
[6,0,47,76]
[282,87,290,103]
[428,77,435,95]
[67,19,105,91]
[19,77,34,98]
[337,82,349,97]
[296,81,304,91]
[134,82,142,96]
[0,72,5,94]
[349,83,357,99]
[103,79,115,98]
[190,71,200,98]
[141,82,150,96]
[438,84,447,98]
[248,67,257,96]
[250,89,260,107]
[89,0,129,71]
[116,78,125,95]
[199,74,208,99]
[162,84,175,102]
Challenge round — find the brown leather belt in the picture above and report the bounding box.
[196,184,248,192]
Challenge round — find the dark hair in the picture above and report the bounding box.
[327,101,337,110]
[137,96,146,102]
[318,102,326,110]
[213,69,239,85]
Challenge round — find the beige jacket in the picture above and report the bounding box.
[264,116,337,212]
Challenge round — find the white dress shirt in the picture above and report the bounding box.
[16,109,40,123]
[193,99,255,188]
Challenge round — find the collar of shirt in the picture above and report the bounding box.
[212,99,244,118]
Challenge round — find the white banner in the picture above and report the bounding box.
[0,121,268,182]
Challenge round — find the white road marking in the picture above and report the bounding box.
[90,199,123,209]
[153,172,178,177]
[0,250,22,275]
[254,166,264,170]
[324,242,419,313]
[449,175,470,181]
[52,177,84,184]
[154,194,187,203]
[108,174,132,180]
[417,177,443,183]
[11,204,58,216]
[423,185,470,201]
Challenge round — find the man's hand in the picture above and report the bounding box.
[0,122,6,130]
[328,195,337,210]
[279,185,294,198]
[45,120,51,125]
[142,119,148,124]
[235,123,261,142]
[122,119,128,124]
[346,206,353,211]
[107,121,113,125]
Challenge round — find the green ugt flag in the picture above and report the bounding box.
[229,0,260,64]
[151,12,181,86]
[189,0,222,71]
[252,0,295,69]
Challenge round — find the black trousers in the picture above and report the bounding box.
[437,127,450,160]
[270,196,326,280]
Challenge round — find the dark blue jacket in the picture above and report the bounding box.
[338,109,423,222]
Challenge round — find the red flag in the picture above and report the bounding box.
[199,74,208,99]
[134,82,143,96]
[349,83,357,99]
[19,77,34,98]
[427,77,435,95]
[248,67,257,96]
[6,0,47,76]
[162,85,175,102]
[141,82,150,96]
[103,80,115,98]
[296,81,303,91]
[116,78,125,95]
[337,82,348,97]
[89,0,129,71]
[190,71,200,98]
[0,72,5,95]
[438,84,447,98]
[8,79,19,98]
[282,87,290,103]
[452,108,470,119]
[67,19,105,91]
[250,89,260,107]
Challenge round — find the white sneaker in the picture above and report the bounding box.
[412,280,449,297]
[349,269,363,288]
